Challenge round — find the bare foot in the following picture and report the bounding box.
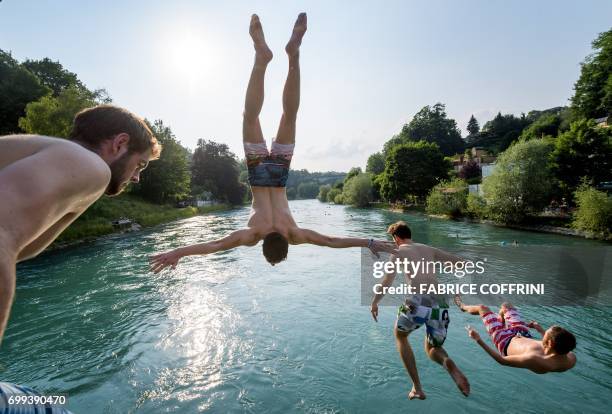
[285,12,307,57]
[454,295,465,311]
[408,386,426,400]
[249,14,272,64]
[443,359,470,397]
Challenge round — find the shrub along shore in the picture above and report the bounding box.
[382,203,611,242]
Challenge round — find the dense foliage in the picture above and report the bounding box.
[571,184,612,236]
[482,139,554,223]
[571,28,612,119]
[379,141,450,201]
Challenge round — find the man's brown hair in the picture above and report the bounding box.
[548,326,576,355]
[70,105,161,159]
[262,232,289,265]
[387,221,412,240]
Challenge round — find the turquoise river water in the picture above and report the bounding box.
[4,200,611,413]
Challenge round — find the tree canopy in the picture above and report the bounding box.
[132,120,191,204]
[366,152,385,175]
[378,141,450,201]
[386,103,464,157]
[0,49,50,135]
[18,86,98,137]
[467,115,480,136]
[191,139,245,205]
[482,139,554,223]
[571,28,612,119]
[22,58,83,97]
[342,173,374,207]
[550,119,612,201]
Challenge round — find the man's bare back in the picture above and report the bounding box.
[247,187,296,241]
[0,135,110,261]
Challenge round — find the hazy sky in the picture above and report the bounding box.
[1,0,610,171]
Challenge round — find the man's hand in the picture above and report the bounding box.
[466,325,480,341]
[368,240,397,258]
[528,320,546,335]
[528,320,540,329]
[150,249,183,273]
[370,302,379,322]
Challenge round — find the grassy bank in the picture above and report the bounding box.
[56,194,233,244]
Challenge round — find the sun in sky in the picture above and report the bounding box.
[159,25,217,90]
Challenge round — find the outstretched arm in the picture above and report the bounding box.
[467,327,539,369]
[150,229,258,273]
[291,228,396,256]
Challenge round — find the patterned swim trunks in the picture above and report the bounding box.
[481,307,532,355]
[244,140,294,187]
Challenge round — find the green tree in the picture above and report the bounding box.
[18,86,97,137]
[0,49,50,134]
[317,184,331,202]
[550,119,612,201]
[483,139,554,223]
[191,139,245,205]
[475,112,531,152]
[286,187,297,200]
[378,141,450,201]
[326,188,342,203]
[466,193,487,218]
[521,113,563,140]
[132,120,191,204]
[22,58,83,97]
[297,181,319,199]
[342,173,373,207]
[467,114,480,135]
[571,28,612,119]
[366,152,385,175]
[425,178,468,218]
[398,103,464,156]
[344,167,362,183]
[571,183,612,237]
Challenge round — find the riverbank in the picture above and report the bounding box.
[384,205,611,241]
[52,194,234,248]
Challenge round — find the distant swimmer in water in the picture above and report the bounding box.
[454,296,576,374]
[150,14,394,272]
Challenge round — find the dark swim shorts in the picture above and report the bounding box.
[244,140,294,187]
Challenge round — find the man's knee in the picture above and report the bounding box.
[281,112,297,123]
[478,305,491,315]
[394,326,409,340]
[243,112,260,125]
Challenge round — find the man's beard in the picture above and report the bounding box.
[105,152,132,196]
